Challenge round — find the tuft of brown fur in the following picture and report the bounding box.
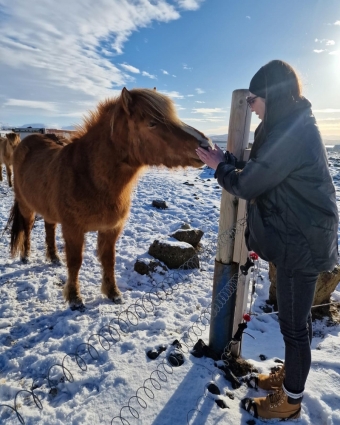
[10,87,211,307]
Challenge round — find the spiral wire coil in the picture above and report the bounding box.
[109,219,245,425]
[1,219,246,424]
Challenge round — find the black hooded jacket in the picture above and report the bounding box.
[215,98,339,272]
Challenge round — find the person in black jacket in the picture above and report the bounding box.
[196,59,339,422]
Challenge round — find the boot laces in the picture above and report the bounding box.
[269,388,285,407]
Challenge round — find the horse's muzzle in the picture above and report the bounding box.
[200,137,214,151]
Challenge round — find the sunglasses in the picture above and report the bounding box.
[246,95,258,107]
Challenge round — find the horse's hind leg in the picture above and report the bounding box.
[98,229,122,303]
[62,226,85,309]
[44,221,60,264]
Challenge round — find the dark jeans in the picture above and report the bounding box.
[276,266,318,394]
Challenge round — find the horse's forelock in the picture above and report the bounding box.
[130,89,180,125]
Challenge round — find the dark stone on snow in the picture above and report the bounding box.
[215,399,229,409]
[152,200,168,209]
[207,383,220,395]
[171,228,204,247]
[168,351,184,367]
[146,345,167,360]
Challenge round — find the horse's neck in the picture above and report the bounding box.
[71,132,143,191]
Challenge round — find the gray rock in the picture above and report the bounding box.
[171,228,204,247]
[152,200,168,209]
[148,239,199,269]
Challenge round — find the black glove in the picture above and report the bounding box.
[224,151,238,166]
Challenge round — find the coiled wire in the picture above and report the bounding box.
[2,219,246,424]
[109,219,248,425]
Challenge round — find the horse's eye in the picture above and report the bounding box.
[148,121,157,128]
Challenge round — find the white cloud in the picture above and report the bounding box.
[313,49,325,53]
[192,108,226,114]
[195,101,205,103]
[176,0,205,11]
[0,0,205,124]
[334,21,340,25]
[326,40,335,45]
[183,64,193,71]
[162,69,169,75]
[4,99,57,111]
[329,50,340,55]
[195,88,205,94]
[142,71,157,79]
[187,94,194,97]
[159,90,184,99]
[120,63,140,73]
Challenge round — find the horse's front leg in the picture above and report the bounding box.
[62,226,85,309]
[5,164,12,187]
[98,229,122,303]
[45,221,60,264]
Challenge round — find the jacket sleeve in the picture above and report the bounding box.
[215,130,309,200]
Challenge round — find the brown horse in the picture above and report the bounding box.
[0,132,21,187]
[9,87,212,309]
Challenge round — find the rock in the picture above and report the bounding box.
[148,239,199,269]
[268,262,340,307]
[180,223,191,230]
[171,228,204,247]
[134,259,168,275]
[152,200,168,209]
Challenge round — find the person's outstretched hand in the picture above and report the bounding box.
[196,144,225,170]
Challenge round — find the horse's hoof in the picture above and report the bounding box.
[69,300,86,312]
[112,295,123,304]
[20,256,29,264]
[51,257,62,266]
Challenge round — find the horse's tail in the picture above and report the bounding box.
[6,200,26,257]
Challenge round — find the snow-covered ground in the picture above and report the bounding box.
[0,157,340,425]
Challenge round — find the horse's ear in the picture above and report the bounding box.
[153,87,157,91]
[121,87,132,116]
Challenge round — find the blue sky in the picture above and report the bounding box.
[0,0,339,138]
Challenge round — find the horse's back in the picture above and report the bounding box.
[14,134,63,167]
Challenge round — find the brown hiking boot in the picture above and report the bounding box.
[247,364,285,391]
[241,387,302,422]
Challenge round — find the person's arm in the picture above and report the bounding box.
[215,130,308,200]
